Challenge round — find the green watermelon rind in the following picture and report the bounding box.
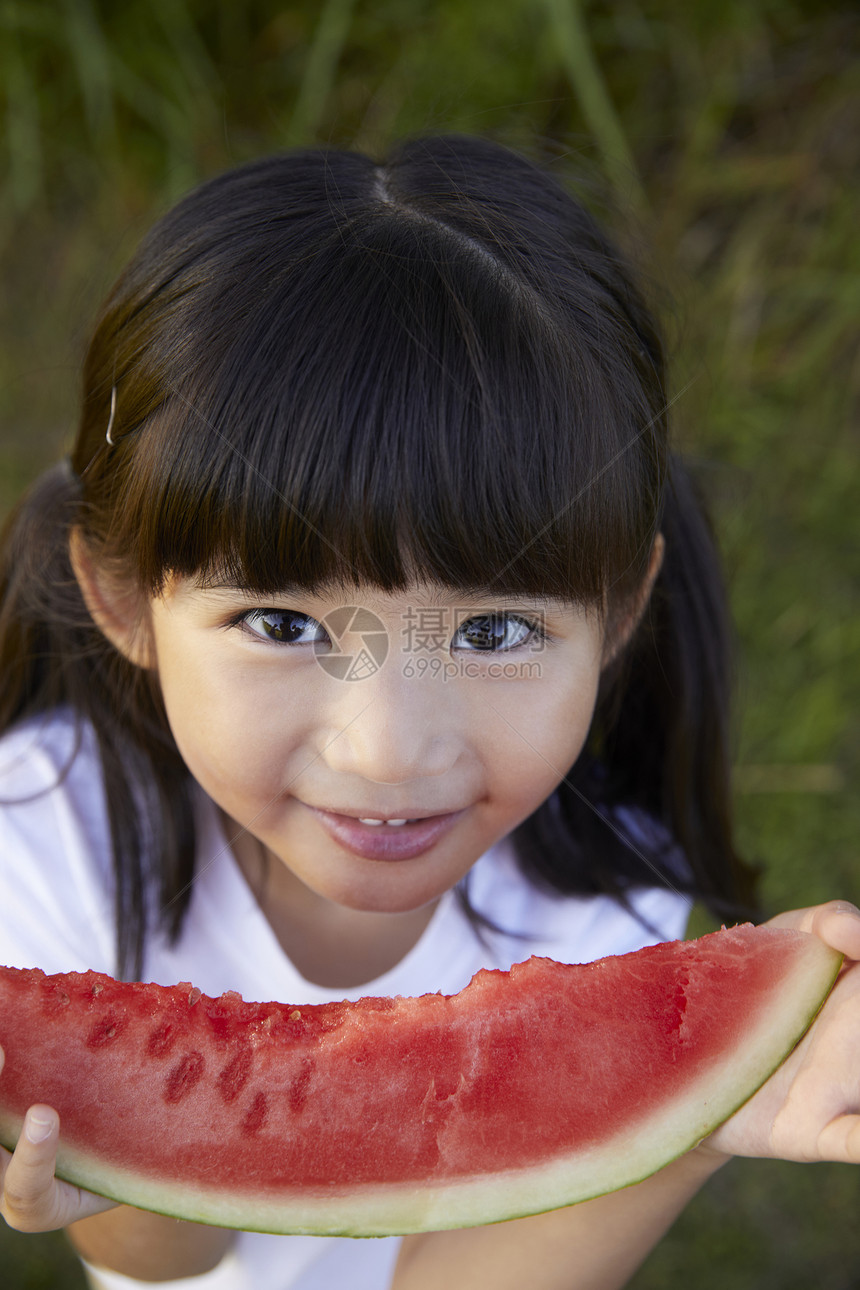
[0,934,842,1236]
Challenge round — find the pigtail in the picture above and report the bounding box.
[0,464,196,978]
[0,464,97,731]
[640,456,757,913]
[512,457,760,923]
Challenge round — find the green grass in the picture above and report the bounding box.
[1,1,858,1285]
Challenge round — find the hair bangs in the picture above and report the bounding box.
[112,205,662,609]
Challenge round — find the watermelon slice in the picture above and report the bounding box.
[0,926,840,1235]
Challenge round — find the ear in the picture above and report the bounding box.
[69,528,155,669]
[601,533,665,668]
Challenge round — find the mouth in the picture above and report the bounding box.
[305,806,467,862]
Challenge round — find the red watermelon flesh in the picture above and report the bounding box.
[0,926,840,1235]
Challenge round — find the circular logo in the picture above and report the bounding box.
[314,606,389,681]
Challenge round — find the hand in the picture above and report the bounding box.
[703,900,860,1165]
[0,1046,115,1232]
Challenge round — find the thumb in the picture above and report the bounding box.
[765,900,860,961]
[1,1105,114,1232]
[1,1105,66,1230]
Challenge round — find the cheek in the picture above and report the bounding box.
[155,649,297,790]
[481,666,601,807]
[545,673,601,763]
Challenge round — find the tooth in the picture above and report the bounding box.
[357,817,413,826]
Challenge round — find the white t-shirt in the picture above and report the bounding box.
[0,712,690,1290]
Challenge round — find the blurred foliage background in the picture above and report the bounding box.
[1,0,858,1286]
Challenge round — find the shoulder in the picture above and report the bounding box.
[0,706,92,788]
[0,709,116,973]
[0,708,108,844]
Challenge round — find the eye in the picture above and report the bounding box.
[239,609,328,647]
[453,613,542,653]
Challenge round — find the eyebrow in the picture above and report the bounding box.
[194,577,574,611]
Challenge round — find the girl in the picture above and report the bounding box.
[0,135,858,1290]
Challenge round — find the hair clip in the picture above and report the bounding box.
[105,385,118,446]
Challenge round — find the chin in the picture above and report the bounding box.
[321,874,445,917]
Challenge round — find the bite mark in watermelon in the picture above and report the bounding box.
[0,926,840,1235]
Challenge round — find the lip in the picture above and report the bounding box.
[306,805,466,862]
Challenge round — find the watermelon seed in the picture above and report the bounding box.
[147,1022,176,1058]
[288,1060,314,1112]
[86,1012,124,1048]
[188,987,202,1007]
[241,1091,268,1136]
[164,1051,205,1103]
[216,1047,253,1103]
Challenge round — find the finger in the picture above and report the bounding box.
[808,902,860,960]
[1,1106,112,1231]
[1,1105,63,1230]
[816,1113,860,1164]
[766,901,860,959]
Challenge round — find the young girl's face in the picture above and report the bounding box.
[140,577,609,918]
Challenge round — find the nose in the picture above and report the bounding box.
[317,658,462,784]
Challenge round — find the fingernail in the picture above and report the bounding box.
[25,1111,54,1144]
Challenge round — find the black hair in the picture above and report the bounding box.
[0,135,757,976]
